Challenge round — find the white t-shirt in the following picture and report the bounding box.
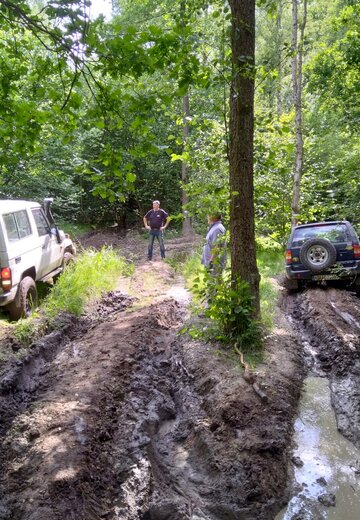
[201,221,226,267]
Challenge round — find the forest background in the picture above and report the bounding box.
[0,0,359,243]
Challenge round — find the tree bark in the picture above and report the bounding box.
[291,0,307,228]
[181,93,194,236]
[179,0,193,237]
[228,0,260,316]
[276,1,283,116]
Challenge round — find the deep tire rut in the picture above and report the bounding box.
[0,274,306,520]
[284,286,360,448]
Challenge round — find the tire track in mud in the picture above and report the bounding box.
[2,229,357,520]
[80,318,305,520]
[284,286,360,448]
[0,293,135,519]
[0,297,184,520]
[0,267,308,520]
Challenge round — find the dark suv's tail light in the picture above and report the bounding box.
[1,267,12,291]
[285,250,293,264]
[353,244,360,259]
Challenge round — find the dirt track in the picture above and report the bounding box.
[0,231,360,519]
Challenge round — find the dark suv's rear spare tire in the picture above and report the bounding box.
[299,238,337,273]
[7,277,38,321]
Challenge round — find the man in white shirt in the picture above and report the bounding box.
[201,214,227,273]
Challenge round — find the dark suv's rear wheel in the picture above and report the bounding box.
[284,277,302,293]
[7,277,38,321]
[299,238,337,273]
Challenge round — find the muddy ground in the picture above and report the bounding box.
[0,229,360,519]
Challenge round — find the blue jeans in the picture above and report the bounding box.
[148,229,165,260]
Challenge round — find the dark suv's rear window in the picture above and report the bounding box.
[292,224,348,247]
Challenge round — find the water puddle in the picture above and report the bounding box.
[286,315,326,375]
[165,285,191,304]
[277,377,360,519]
[74,415,87,445]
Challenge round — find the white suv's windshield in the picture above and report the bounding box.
[32,208,50,237]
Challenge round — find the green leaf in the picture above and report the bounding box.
[126,172,136,182]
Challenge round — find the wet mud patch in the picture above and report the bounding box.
[0,291,133,391]
[141,327,306,520]
[0,264,308,520]
[0,227,316,520]
[39,315,303,520]
[284,287,360,448]
[0,296,184,520]
[0,291,133,464]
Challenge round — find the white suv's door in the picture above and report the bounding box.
[31,207,62,278]
[1,209,37,288]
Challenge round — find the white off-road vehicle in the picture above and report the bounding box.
[0,198,76,320]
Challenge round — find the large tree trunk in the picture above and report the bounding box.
[181,93,194,236]
[291,0,307,227]
[228,0,260,316]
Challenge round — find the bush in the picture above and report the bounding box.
[193,269,263,351]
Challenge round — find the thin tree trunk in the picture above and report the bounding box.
[221,15,230,161]
[179,0,193,236]
[228,0,260,316]
[181,93,194,236]
[276,2,283,116]
[291,0,307,228]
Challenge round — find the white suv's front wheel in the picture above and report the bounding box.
[7,277,38,321]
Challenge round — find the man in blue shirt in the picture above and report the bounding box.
[143,200,169,261]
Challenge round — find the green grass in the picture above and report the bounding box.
[257,238,284,329]
[44,247,133,319]
[13,317,47,346]
[257,237,284,275]
[4,247,133,348]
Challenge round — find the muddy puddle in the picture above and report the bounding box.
[277,376,360,520]
[165,285,191,304]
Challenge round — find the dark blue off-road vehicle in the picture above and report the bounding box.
[284,221,360,293]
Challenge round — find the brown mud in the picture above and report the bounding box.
[0,230,360,519]
[283,287,360,449]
